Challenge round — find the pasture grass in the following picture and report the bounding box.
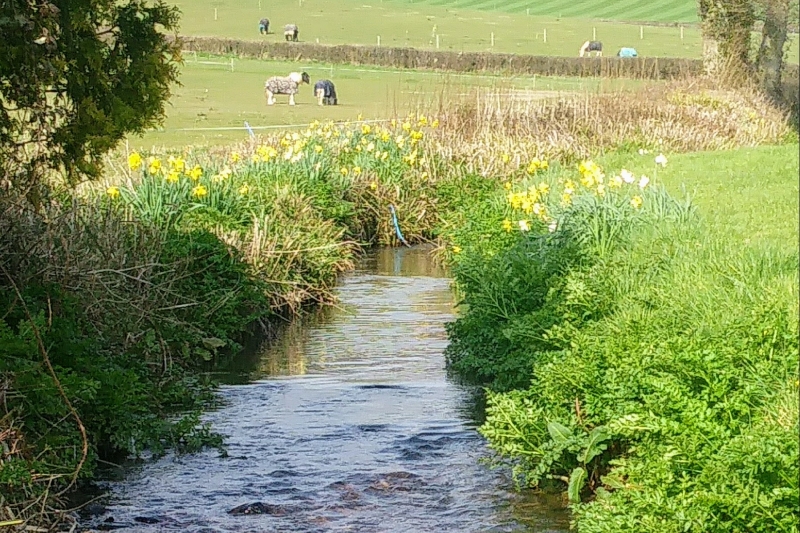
[131,55,639,149]
[603,145,799,249]
[382,0,698,22]
[169,0,799,62]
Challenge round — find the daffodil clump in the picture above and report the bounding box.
[109,114,443,253]
[499,157,659,236]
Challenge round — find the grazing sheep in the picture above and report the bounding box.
[284,24,299,42]
[265,71,310,106]
[258,18,269,35]
[579,40,603,57]
[313,80,338,106]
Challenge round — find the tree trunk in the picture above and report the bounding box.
[702,37,723,75]
[756,0,790,99]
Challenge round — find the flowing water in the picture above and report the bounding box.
[85,246,569,533]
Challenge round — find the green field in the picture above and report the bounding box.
[170,0,798,61]
[603,145,800,249]
[131,55,638,149]
[384,0,699,23]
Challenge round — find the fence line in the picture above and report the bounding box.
[174,118,395,132]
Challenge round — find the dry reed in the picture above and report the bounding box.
[424,76,795,176]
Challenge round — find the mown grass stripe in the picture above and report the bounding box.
[387,0,698,22]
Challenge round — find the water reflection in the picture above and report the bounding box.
[88,245,569,533]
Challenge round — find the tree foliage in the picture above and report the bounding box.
[0,0,181,200]
[697,0,797,98]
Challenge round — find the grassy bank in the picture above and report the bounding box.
[441,142,798,531]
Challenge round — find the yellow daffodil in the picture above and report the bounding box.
[501,153,511,164]
[370,181,378,190]
[340,167,349,176]
[580,172,596,188]
[187,165,202,181]
[508,192,525,209]
[362,124,372,135]
[452,245,462,254]
[106,186,120,199]
[526,160,540,174]
[353,166,362,175]
[238,183,250,195]
[504,182,512,190]
[168,155,185,172]
[610,175,623,188]
[630,195,643,209]
[431,119,439,128]
[128,152,142,171]
[537,182,550,195]
[191,184,208,198]
[147,157,161,174]
[230,152,241,163]
[166,170,180,183]
[502,219,513,232]
[212,167,232,183]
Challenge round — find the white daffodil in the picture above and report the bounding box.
[621,169,635,183]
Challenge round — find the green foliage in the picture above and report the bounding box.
[0,0,181,197]
[446,150,799,532]
[0,198,275,520]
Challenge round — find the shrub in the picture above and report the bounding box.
[445,156,799,532]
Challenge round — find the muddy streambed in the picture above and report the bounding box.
[84,246,569,533]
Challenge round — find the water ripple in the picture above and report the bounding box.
[84,247,568,533]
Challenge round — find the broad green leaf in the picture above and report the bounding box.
[547,421,572,445]
[601,473,627,490]
[578,426,611,463]
[568,467,587,503]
